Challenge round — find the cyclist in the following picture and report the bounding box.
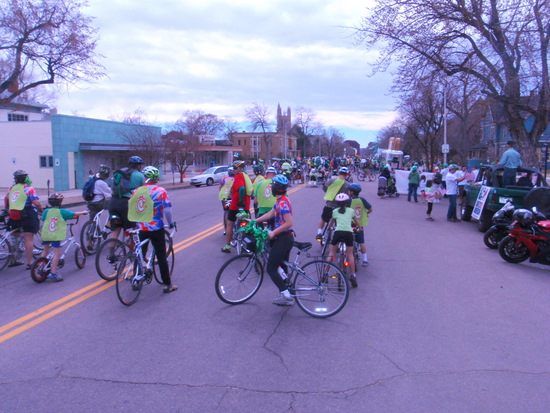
[326,193,362,287]
[4,170,43,269]
[315,166,351,241]
[108,156,145,241]
[219,167,235,235]
[40,193,88,281]
[348,183,373,266]
[255,174,295,306]
[251,166,265,217]
[87,164,112,221]
[255,167,277,224]
[128,166,177,293]
[222,160,253,253]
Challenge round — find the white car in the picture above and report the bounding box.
[190,166,229,187]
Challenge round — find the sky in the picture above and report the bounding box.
[55,0,397,148]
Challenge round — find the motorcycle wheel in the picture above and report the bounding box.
[498,235,530,263]
[483,227,506,249]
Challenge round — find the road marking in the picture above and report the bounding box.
[0,184,305,344]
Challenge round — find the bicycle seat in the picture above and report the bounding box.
[293,241,312,251]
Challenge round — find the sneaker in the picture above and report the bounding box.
[350,275,358,288]
[426,217,435,221]
[163,284,178,294]
[272,294,294,306]
[8,261,23,267]
[47,273,63,282]
[221,245,231,253]
[362,260,369,267]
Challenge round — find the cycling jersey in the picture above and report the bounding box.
[131,183,172,231]
[274,195,292,231]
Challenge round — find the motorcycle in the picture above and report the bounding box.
[483,201,515,249]
[498,207,550,264]
[377,176,399,198]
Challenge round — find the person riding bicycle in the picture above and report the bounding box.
[326,193,362,287]
[222,160,253,253]
[128,166,177,293]
[251,166,265,217]
[348,183,373,267]
[4,170,43,269]
[316,166,351,240]
[255,167,277,222]
[87,165,112,221]
[108,156,145,241]
[219,166,235,235]
[255,174,295,306]
[39,193,87,281]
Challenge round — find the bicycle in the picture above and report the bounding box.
[115,225,177,306]
[215,227,349,318]
[80,208,112,255]
[317,221,333,258]
[230,211,249,254]
[0,213,42,272]
[30,218,86,282]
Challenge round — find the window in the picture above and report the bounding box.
[8,113,28,122]
[238,140,241,146]
[39,156,54,168]
[244,140,247,146]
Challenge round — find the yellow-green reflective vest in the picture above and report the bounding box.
[128,186,154,223]
[219,178,234,201]
[41,208,67,242]
[256,178,276,208]
[8,184,27,211]
[243,173,253,196]
[252,175,266,196]
[351,197,369,227]
[323,178,345,201]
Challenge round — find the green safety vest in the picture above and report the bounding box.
[128,186,154,223]
[8,184,27,211]
[243,173,253,196]
[219,178,234,201]
[351,197,369,227]
[256,178,276,208]
[252,175,266,196]
[323,178,345,201]
[41,208,67,242]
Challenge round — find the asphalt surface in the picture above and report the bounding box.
[1,178,550,412]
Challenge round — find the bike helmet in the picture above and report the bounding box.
[99,164,110,179]
[335,193,350,203]
[48,192,64,207]
[13,170,28,183]
[348,183,362,194]
[128,156,144,166]
[271,174,289,196]
[338,167,349,175]
[265,167,277,175]
[142,165,160,181]
[513,208,534,227]
[233,160,245,169]
[227,166,235,176]
[253,166,264,175]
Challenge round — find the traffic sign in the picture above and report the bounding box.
[442,144,450,153]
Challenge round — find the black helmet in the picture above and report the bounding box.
[48,193,64,207]
[129,156,144,166]
[99,164,110,179]
[513,209,534,227]
[13,170,28,183]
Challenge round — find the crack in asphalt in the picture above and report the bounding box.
[261,308,291,372]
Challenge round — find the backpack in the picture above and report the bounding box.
[111,167,133,198]
[82,177,97,201]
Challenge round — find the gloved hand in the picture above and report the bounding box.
[169,222,177,229]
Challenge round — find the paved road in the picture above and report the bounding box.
[1,179,550,412]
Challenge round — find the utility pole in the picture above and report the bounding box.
[443,85,448,164]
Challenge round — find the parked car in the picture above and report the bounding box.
[190,166,229,187]
[462,165,548,232]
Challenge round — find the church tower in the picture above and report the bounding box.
[276,103,291,132]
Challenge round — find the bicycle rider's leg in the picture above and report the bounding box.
[23,232,35,265]
[317,206,332,239]
[50,244,62,274]
[355,228,368,264]
[266,234,294,304]
[141,230,172,286]
[223,209,238,252]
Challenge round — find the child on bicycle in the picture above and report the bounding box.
[255,174,294,306]
[347,183,373,267]
[326,193,362,288]
[40,193,87,282]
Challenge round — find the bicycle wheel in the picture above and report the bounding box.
[74,246,86,269]
[95,238,128,281]
[320,227,332,257]
[293,260,349,318]
[116,253,143,306]
[80,220,101,255]
[153,240,175,284]
[0,238,12,272]
[31,257,51,283]
[215,253,264,304]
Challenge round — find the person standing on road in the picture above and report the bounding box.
[128,166,177,293]
[408,165,420,202]
[499,140,522,187]
[255,166,277,226]
[445,164,466,222]
[87,165,112,221]
[219,167,235,236]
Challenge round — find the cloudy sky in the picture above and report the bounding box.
[56,0,397,147]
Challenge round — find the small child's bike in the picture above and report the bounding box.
[30,218,86,283]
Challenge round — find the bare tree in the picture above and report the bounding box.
[323,127,346,158]
[293,106,323,157]
[0,0,104,105]
[245,102,274,161]
[176,110,225,137]
[117,110,164,167]
[355,0,550,166]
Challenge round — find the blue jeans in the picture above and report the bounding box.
[447,194,457,219]
[408,183,419,202]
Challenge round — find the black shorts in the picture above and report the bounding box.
[321,206,334,223]
[227,209,239,222]
[331,230,354,247]
[108,197,135,230]
[7,207,39,234]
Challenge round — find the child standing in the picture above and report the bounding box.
[423,180,440,221]
[419,175,427,202]
[348,183,373,267]
[327,193,362,288]
[40,193,87,281]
